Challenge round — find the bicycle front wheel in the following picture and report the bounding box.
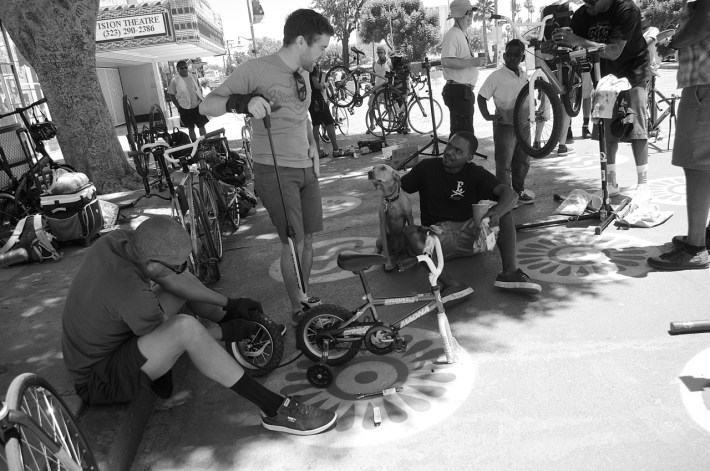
[123,95,144,153]
[561,65,583,117]
[198,175,224,260]
[148,104,168,142]
[226,311,285,377]
[371,87,407,133]
[190,189,220,284]
[331,103,349,136]
[514,79,564,158]
[407,96,443,134]
[325,66,357,108]
[0,193,28,247]
[3,373,98,471]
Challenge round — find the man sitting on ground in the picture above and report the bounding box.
[401,132,542,297]
[62,215,336,435]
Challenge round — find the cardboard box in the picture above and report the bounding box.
[388,145,420,169]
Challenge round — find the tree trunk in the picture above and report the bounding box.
[0,0,140,193]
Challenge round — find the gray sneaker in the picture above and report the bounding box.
[494,269,542,294]
[262,396,337,435]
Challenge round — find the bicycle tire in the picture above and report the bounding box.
[3,373,98,471]
[407,96,443,134]
[372,87,408,133]
[170,193,198,276]
[514,79,564,158]
[190,188,220,284]
[240,125,254,180]
[226,312,285,377]
[148,104,169,142]
[332,103,349,135]
[296,304,361,365]
[561,65,583,117]
[319,124,330,143]
[325,65,357,108]
[0,193,29,248]
[123,95,144,153]
[198,175,224,260]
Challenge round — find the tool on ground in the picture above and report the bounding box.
[355,386,403,400]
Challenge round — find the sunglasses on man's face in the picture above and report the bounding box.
[293,71,307,102]
[149,259,188,274]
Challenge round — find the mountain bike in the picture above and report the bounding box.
[325,46,376,108]
[0,372,97,470]
[405,73,443,135]
[140,133,222,284]
[492,14,603,158]
[296,227,463,388]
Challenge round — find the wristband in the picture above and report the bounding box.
[226,94,256,114]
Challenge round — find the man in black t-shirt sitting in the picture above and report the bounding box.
[400,132,542,296]
[553,0,652,203]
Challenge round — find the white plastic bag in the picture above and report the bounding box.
[473,218,500,254]
[556,189,602,216]
[616,203,673,228]
[49,167,89,195]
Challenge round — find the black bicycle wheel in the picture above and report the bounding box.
[407,96,443,134]
[561,65,583,117]
[190,189,220,284]
[319,124,330,143]
[4,373,98,470]
[0,193,28,247]
[198,175,224,260]
[148,104,169,143]
[123,95,144,153]
[325,66,357,108]
[226,312,285,377]
[332,103,349,135]
[296,304,361,365]
[514,79,564,158]
[372,87,407,133]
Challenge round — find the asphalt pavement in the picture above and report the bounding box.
[3,64,709,471]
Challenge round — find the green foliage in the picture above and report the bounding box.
[312,0,369,63]
[358,0,441,62]
[638,0,683,30]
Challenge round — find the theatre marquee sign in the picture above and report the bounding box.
[97,13,168,42]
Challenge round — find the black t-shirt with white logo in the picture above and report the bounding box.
[571,0,650,87]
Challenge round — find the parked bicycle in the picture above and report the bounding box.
[404,72,444,135]
[123,96,169,194]
[318,102,349,144]
[325,47,375,109]
[0,372,98,470]
[646,74,679,149]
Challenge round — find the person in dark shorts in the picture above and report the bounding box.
[309,61,346,158]
[168,60,209,141]
[62,216,337,435]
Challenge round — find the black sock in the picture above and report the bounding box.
[686,244,706,254]
[583,118,589,127]
[230,374,284,417]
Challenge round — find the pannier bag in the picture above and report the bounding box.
[0,214,61,267]
[41,183,103,242]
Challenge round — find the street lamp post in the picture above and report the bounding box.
[245,0,258,57]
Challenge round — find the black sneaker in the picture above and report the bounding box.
[494,269,542,294]
[262,396,337,435]
[566,127,573,144]
[647,245,709,271]
[517,189,535,205]
[582,126,592,139]
[440,285,474,308]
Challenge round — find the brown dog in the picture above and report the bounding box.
[368,164,414,271]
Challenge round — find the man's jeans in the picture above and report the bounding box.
[493,121,530,194]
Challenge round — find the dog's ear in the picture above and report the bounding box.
[393,170,401,183]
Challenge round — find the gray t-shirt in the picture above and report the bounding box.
[220,54,313,168]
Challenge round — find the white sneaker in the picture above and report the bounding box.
[632,184,653,203]
[607,183,620,196]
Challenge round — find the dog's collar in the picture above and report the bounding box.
[383,184,400,212]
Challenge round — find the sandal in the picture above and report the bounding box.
[332,149,349,158]
[318,149,329,159]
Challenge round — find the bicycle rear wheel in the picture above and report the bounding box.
[332,103,349,135]
[190,188,220,284]
[296,304,361,365]
[561,65,583,117]
[514,79,564,158]
[148,104,169,142]
[372,87,407,134]
[407,96,443,134]
[3,373,98,471]
[0,193,28,247]
[226,311,284,377]
[198,175,224,260]
[325,66,357,108]
[123,95,144,153]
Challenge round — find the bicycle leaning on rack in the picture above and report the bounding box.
[646,74,679,150]
[0,98,74,244]
[403,72,444,135]
[0,372,98,471]
[296,227,462,388]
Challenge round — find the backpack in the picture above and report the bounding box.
[0,214,62,267]
[168,127,192,159]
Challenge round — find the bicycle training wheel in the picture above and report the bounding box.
[148,104,169,142]
[190,188,220,284]
[3,373,98,470]
[0,194,28,246]
[325,66,356,108]
[123,94,144,153]
[407,96,443,135]
[296,304,361,365]
[198,175,224,260]
[513,79,564,158]
[561,65,583,117]
[226,312,285,377]
[372,87,407,134]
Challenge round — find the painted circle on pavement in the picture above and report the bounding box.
[517,228,659,284]
[262,327,476,447]
[269,237,378,284]
[322,196,362,219]
[536,151,630,171]
[648,176,686,206]
[679,347,710,434]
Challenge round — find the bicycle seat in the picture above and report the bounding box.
[337,251,385,272]
[350,46,365,56]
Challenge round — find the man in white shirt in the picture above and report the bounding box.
[441,0,486,137]
[168,60,209,141]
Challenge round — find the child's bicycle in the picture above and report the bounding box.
[0,372,97,470]
[295,227,463,388]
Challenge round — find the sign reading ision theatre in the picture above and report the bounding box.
[96,13,168,42]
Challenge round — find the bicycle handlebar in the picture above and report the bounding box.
[140,127,226,164]
[0,97,49,121]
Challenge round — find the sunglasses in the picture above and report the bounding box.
[149,259,188,274]
[293,71,307,102]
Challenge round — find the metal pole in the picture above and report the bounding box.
[0,20,27,108]
[245,0,258,57]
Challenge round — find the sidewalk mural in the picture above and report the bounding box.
[516,228,659,284]
[537,151,630,171]
[679,347,710,435]
[263,327,476,447]
[321,196,362,219]
[269,237,379,284]
[647,176,686,206]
